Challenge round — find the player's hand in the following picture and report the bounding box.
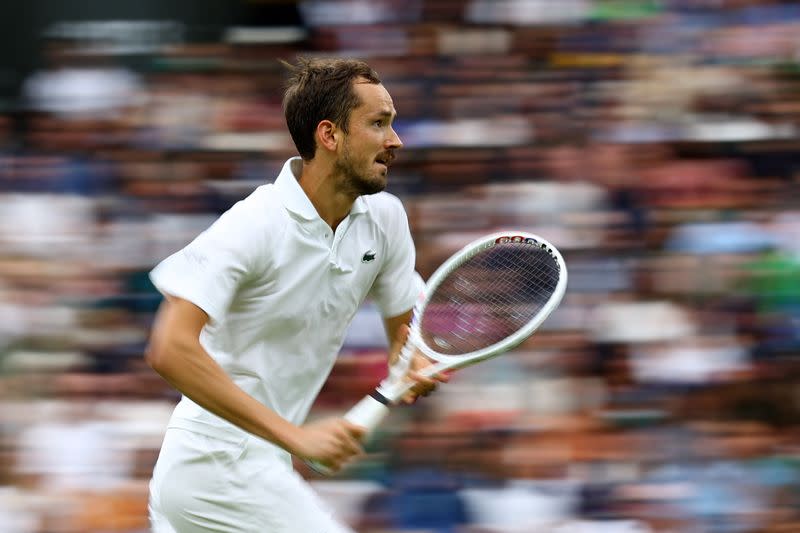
[391,324,451,405]
[288,418,365,473]
[401,350,451,404]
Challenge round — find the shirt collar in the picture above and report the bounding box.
[275,157,369,220]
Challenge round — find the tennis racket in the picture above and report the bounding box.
[311,230,567,474]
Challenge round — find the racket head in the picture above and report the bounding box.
[409,231,567,368]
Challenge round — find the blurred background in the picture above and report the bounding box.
[0,0,799,531]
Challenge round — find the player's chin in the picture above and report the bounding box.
[359,173,387,195]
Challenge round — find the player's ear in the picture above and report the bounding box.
[316,120,339,152]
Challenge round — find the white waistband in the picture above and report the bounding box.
[167,413,293,467]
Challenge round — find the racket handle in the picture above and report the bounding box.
[344,393,390,431]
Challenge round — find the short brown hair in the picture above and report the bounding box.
[282,57,381,160]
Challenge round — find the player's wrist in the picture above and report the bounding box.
[265,417,303,456]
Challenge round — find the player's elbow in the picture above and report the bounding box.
[144,341,168,374]
[146,297,208,375]
[144,333,180,375]
[145,330,198,377]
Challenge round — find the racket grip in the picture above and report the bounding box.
[344,393,390,432]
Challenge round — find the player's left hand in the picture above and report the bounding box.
[401,350,451,404]
[391,324,450,404]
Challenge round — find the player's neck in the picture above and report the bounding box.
[297,159,356,231]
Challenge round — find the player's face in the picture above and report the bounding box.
[335,81,403,195]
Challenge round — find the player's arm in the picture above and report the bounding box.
[383,310,413,366]
[146,295,364,471]
[383,310,448,404]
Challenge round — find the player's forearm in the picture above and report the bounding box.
[384,310,413,365]
[146,338,300,453]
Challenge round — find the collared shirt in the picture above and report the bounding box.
[150,157,420,452]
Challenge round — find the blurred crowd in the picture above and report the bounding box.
[1,0,800,531]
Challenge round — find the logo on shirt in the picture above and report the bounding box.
[183,249,209,269]
[361,250,376,263]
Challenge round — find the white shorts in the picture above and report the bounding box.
[148,423,355,533]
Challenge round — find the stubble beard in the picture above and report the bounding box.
[335,145,387,197]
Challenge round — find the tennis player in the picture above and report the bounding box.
[145,57,443,532]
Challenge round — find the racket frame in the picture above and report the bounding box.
[353,230,567,420]
[411,230,567,367]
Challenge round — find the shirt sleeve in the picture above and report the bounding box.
[149,202,262,323]
[369,197,424,318]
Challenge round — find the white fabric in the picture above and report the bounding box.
[150,157,419,436]
[149,427,355,533]
[148,157,419,530]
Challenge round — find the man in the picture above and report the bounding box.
[145,57,442,532]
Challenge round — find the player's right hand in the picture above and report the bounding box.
[289,418,366,473]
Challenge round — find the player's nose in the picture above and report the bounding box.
[386,126,403,150]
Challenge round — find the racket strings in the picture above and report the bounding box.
[420,243,560,355]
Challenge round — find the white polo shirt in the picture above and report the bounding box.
[149,157,420,450]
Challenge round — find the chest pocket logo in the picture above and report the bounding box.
[361,250,376,263]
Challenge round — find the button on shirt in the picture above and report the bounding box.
[149,157,421,449]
